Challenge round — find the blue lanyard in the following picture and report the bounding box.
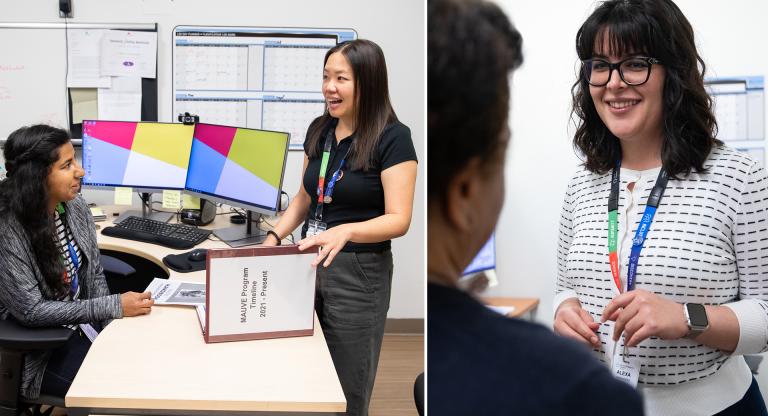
[608,164,669,291]
[66,240,80,297]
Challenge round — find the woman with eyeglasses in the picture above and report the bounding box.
[554,0,768,414]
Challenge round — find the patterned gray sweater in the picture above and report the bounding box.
[0,195,122,399]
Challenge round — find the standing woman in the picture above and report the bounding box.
[263,39,417,415]
[554,0,768,414]
[0,125,153,400]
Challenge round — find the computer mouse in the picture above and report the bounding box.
[187,249,207,262]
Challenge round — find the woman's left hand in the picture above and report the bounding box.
[602,289,689,347]
[298,225,352,267]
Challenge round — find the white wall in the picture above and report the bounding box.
[491,0,768,399]
[1,0,424,318]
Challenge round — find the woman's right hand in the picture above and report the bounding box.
[120,291,154,317]
[553,298,601,348]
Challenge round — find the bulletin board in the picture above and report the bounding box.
[0,22,158,142]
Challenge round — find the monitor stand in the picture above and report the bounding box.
[114,192,174,224]
[214,211,267,248]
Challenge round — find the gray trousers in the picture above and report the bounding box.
[315,250,393,416]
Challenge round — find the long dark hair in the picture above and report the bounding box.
[571,0,720,176]
[428,0,523,202]
[305,39,397,171]
[1,125,71,295]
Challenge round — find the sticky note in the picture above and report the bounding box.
[114,187,133,205]
[162,190,181,209]
[182,194,201,210]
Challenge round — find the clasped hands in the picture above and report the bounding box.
[554,289,690,348]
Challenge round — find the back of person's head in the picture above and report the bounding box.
[306,38,397,171]
[572,0,719,176]
[428,0,523,275]
[1,124,71,295]
[428,0,523,205]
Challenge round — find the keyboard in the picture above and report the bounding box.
[101,216,211,249]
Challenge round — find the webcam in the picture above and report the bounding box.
[178,112,200,125]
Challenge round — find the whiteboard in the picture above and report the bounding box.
[0,23,156,140]
[0,27,68,139]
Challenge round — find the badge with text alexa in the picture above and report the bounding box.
[205,245,317,343]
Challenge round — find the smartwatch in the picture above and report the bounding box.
[684,303,709,338]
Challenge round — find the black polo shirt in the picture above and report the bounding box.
[302,118,417,252]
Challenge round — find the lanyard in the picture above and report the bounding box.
[66,241,80,297]
[608,163,669,293]
[314,122,351,221]
[56,203,80,297]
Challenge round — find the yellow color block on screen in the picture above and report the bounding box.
[228,129,288,189]
[132,123,194,169]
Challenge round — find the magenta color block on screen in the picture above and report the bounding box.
[193,124,236,157]
[83,121,137,150]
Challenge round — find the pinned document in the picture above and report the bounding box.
[100,30,157,78]
[98,76,142,121]
[66,29,111,88]
[70,89,98,124]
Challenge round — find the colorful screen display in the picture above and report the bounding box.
[463,233,496,275]
[185,123,289,214]
[82,120,195,190]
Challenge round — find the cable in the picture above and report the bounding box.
[63,16,71,129]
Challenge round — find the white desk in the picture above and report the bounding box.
[65,207,346,415]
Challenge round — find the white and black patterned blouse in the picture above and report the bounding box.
[556,146,768,414]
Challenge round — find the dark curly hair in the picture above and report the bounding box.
[428,0,523,203]
[571,0,720,176]
[1,125,72,295]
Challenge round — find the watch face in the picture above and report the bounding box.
[687,303,708,327]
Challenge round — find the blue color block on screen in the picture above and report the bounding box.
[83,138,130,186]
[185,139,227,192]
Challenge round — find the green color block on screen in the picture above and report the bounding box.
[229,129,288,188]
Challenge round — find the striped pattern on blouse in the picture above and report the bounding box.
[53,209,81,330]
[556,146,768,386]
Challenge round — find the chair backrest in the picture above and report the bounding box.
[414,371,424,416]
[0,319,72,415]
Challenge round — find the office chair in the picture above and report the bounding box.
[101,253,138,294]
[0,318,73,416]
[414,372,424,416]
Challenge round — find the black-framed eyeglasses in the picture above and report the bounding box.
[582,57,661,87]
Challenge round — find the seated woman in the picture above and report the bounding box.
[0,124,153,400]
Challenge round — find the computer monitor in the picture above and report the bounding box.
[184,123,289,246]
[463,233,496,276]
[81,120,195,221]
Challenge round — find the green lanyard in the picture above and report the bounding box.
[314,121,351,222]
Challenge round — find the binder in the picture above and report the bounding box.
[204,245,316,343]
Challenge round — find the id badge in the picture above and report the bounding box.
[610,335,640,388]
[307,219,327,237]
[79,323,99,342]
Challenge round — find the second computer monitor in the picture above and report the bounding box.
[185,123,289,216]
